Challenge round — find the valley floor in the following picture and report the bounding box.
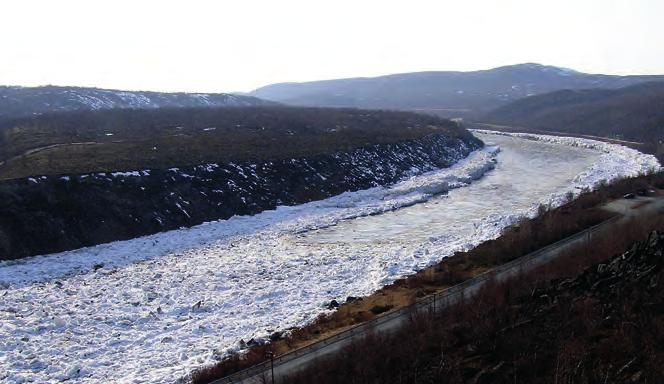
[0,132,658,383]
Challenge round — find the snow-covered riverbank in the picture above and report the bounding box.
[0,132,659,383]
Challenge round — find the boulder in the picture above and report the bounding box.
[346,296,362,303]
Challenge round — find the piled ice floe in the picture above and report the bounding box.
[0,132,659,384]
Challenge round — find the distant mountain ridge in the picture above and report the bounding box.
[0,85,276,121]
[250,63,664,117]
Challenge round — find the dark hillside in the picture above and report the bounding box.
[483,82,664,158]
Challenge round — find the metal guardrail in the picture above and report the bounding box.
[210,214,620,383]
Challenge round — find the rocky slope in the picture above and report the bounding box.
[250,63,664,118]
[0,132,481,260]
[0,85,274,122]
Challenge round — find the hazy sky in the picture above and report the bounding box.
[2,0,663,93]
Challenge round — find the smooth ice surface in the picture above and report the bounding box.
[0,132,659,384]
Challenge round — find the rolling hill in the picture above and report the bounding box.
[482,81,664,157]
[250,64,664,118]
[0,85,275,122]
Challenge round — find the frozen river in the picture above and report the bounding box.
[0,132,658,384]
[302,133,601,245]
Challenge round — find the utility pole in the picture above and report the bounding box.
[586,228,591,259]
[265,351,275,384]
[432,292,436,314]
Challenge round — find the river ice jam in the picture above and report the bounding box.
[0,132,659,383]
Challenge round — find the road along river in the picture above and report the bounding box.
[0,132,659,384]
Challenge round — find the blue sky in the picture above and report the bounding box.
[2,0,663,92]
